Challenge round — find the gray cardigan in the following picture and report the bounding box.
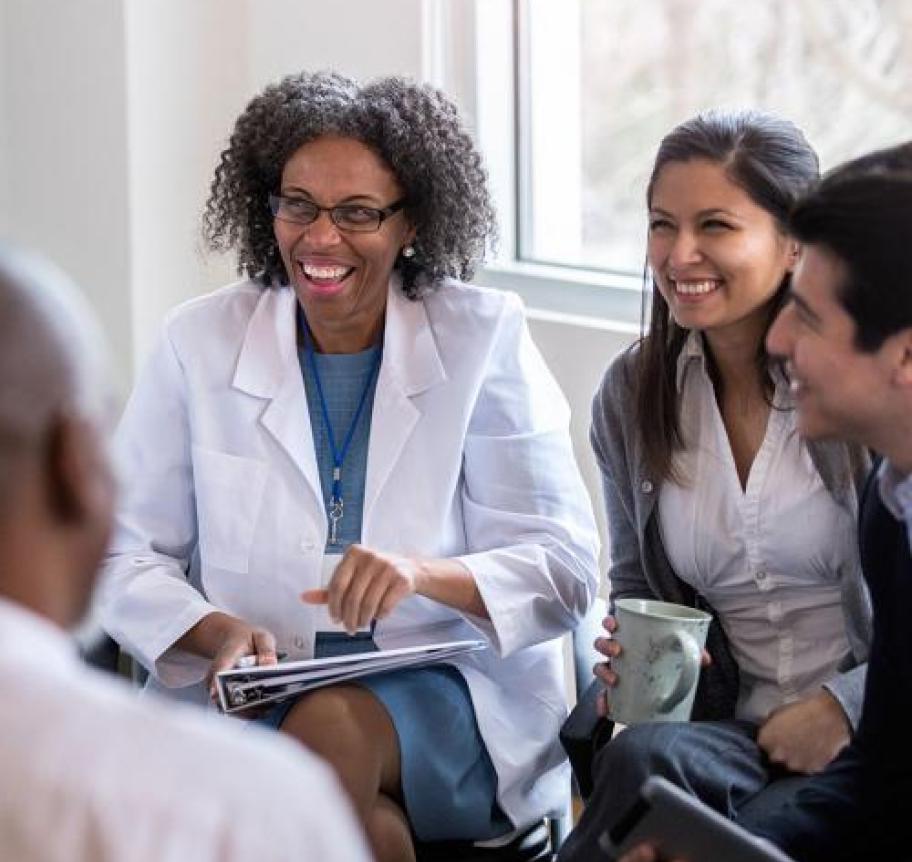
[591,344,874,728]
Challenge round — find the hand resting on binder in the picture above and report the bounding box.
[178,613,280,703]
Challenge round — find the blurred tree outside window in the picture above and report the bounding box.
[519,0,912,277]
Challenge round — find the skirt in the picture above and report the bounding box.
[256,633,512,842]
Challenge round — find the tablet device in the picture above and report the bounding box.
[599,776,796,862]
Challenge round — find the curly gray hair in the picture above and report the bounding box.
[203,71,497,298]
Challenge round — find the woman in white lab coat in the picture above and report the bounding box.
[100,71,599,862]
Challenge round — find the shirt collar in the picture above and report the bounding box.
[0,596,78,672]
[674,330,791,408]
[675,330,707,392]
[877,459,912,522]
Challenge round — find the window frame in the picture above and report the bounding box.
[423,0,646,328]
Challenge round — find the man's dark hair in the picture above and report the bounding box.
[788,141,912,352]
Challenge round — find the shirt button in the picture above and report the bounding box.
[640,479,654,494]
[756,570,767,581]
[300,538,316,552]
[293,635,306,649]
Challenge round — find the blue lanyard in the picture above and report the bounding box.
[301,319,381,546]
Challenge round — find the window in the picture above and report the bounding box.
[434,0,912,324]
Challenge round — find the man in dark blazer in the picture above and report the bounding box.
[619,142,912,862]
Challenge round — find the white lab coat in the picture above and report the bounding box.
[100,276,600,828]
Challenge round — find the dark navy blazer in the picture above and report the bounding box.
[752,467,912,860]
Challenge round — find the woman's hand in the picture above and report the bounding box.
[195,616,279,703]
[592,614,711,718]
[619,844,687,862]
[301,544,421,634]
[176,611,280,704]
[757,689,850,774]
[301,545,489,627]
[208,623,278,677]
[205,621,278,719]
[593,614,622,717]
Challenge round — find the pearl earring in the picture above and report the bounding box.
[401,245,416,259]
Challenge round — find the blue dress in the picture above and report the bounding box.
[257,317,511,842]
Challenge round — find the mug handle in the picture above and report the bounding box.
[656,631,702,713]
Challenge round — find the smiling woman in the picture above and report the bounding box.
[270,136,414,353]
[203,71,496,301]
[100,70,599,862]
[646,158,796,347]
[559,110,874,862]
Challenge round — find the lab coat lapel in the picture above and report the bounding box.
[364,280,446,528]
[232,286,325,520]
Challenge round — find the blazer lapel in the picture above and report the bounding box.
[363,280,446,529]
[232,286,325,523]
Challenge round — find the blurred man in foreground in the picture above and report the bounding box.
[0,245,371,862]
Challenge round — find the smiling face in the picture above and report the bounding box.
[274,136,414,353]
[648,158,795,345]
[766,243,909,445]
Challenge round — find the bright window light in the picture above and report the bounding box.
[518,0,912,276]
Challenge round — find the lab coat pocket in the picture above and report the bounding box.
[192,445,268,574]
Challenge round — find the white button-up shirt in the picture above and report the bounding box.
[878,460,912,548]
[658,333,854,723]
[0,597,370,862]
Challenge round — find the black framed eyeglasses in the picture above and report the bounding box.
[268,194,406,233]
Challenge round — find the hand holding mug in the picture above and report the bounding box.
[593,612,712,719]
[592,600,712,725]
[593,614,621,717]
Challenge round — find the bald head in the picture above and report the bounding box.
[0,245,115,626]
[0,246,112,501]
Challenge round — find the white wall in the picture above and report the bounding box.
[244,0,425,86]
[1,0,133,388]
[123,0,248,367]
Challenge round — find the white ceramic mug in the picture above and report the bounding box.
[609,598,711,725]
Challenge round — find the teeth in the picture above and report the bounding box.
[301,263,350,280]
[674,279,719,295]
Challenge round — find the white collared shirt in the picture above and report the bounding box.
[0,597,370,862]
[658,333,854,723]
[877,459,912,551]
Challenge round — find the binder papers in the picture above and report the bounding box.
[215,639,487,714]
